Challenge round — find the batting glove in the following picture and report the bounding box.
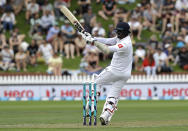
[80,32,95,43]
[84,32,91,37]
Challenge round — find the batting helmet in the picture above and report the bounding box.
[115,22,131,39]
[115,22,131,33]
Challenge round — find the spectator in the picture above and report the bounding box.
[54,0,69,20]
[38,40,53,64]
[74,34,86,57]
[150,0,164,20]
[175,0,188,11]
[131,3,142,21]
[46,23,61,53]
[79,19,90,33]
[12,28,26,40]
[113,7,129,26]
[164,44,175,62]
[161,26,175,45]
[175,9,188,33]
[9,33,21,54]
[153,48,172,73]
[29,13,41,36]
[1,10,15,32]
[83,7,96,33]
[9,28,25,53]
[27,40,38,66]
[46,23,60,42]
[3,0,13,12]
[40,10,55,33]
[176,41,185,49]
[179,27,187,38]
[0,31,7,50]
[25,0,39,21]
[47,52,62,76]
[78,0,91,15]
[83,49,102,75]
[0,45,15,71]
[98,0,116,20]
[15,47,27,71]
[134,45,146,71]
[83,42,98,56]
[177,36,185,46]
[10,0,24,15]
[31,30,43,45]
[150,0,164,13]
[142,4,158,32]
[177,46,188,70]
[0,0,6,15]
[92,22,106,37]
[61,20,76,59]
[161,0,175,33]
[148,34,158,49]
[141,50,156,76]
[53,31,64,54]
[107,24,116,38]
[0,0,6,10]
[128,17,142,40]
[42,0,54,15]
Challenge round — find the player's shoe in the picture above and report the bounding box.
[99,111,110,125]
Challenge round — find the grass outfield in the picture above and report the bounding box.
[0,101,188,131]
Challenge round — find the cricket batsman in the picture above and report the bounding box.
[80,22,133,125]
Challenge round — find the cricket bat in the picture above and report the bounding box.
[60,5,85,33]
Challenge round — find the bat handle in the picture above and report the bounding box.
[74,22,85,33]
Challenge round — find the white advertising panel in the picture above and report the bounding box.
[0,83,188,100]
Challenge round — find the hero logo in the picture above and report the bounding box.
[162,88,188,96]
[46,89,83,97]
[4,90,34,97]
[120,89,142,97]
[118,44,123,48]
[148,86,188,97]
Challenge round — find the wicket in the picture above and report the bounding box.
[83,82,97,126]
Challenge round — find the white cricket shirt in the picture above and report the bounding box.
[95,36,133,77]
[39,44,53,63]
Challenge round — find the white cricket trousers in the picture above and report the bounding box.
[95,67,129,98]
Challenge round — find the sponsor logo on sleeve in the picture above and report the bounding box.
[118,44,123,48]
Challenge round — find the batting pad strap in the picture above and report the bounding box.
[107,97,117,104]
[106,108,114,114]
[105,107,117,114]
[94,41,110,54]
[105,104,117,114]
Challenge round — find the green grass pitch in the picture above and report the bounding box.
[0,101,188,131]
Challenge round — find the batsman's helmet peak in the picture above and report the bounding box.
[115,22,130,33]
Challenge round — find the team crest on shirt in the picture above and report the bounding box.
[118,44,123,48]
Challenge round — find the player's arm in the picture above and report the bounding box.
[95,41,127,54]
[80,32,125,54]
[94,37,117,45]
[94,41,111,54]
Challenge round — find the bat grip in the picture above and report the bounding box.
[74,22,85,33]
